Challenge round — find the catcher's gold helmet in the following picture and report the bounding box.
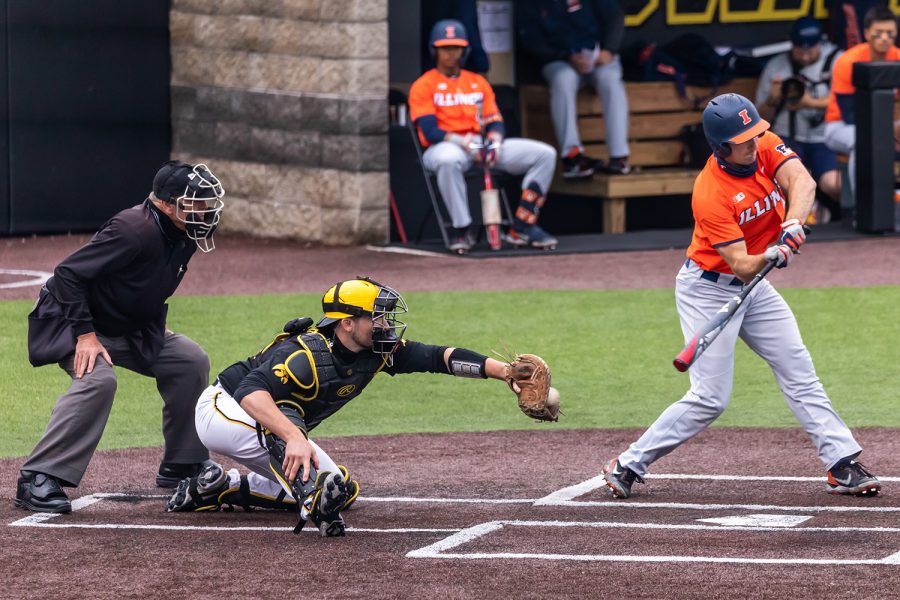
[316,277,408,359]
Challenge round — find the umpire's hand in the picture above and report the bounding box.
[74,332,113,378]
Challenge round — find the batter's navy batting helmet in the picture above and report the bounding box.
[702,93,770,157]
[429,19,470,64]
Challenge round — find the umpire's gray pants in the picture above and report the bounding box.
[542,58,630,158]
[824,120,855,201]
[21,330,210,486]
[422,138,557,229]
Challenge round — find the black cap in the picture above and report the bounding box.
[791,17,822,49]
[152,160,218,203]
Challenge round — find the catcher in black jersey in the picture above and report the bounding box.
[166,277,557,536]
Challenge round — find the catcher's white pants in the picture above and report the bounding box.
[194,383,340,501]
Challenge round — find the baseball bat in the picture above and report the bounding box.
[476,100,502,250]
[673,260,776,372]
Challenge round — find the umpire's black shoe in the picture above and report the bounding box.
[15,471,72,513]
[602,458,644,499]
[156,459,215,488]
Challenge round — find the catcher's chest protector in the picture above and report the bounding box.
[294,334,385,427]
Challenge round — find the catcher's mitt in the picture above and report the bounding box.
[504,353,559,422]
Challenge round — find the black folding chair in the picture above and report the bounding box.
[406,119,516,248]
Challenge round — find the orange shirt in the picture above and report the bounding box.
[826,42,900,122]
[408,68,502,147]
[687,132,798,273]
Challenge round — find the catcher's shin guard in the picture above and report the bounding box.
[218,475,299,512]
[304,470,351,537]
[337,465,360,511]
[166,462,231,512]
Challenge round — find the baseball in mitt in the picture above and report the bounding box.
[504,353,559,422]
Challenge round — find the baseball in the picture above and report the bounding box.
[547,386,560,408]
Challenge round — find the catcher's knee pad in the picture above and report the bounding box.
[166,461,230,512]
[337,465,360,511]
[305,470,350,537]
[219,475,298,512]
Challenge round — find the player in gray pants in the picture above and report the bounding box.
[601,93,879,500]
[519,0,631,178]
[422,137,557,247]
[410,19,559,253]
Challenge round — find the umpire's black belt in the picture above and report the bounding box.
[685,259,743,287]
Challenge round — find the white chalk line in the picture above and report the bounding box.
[11,489,900,565]
[407,520,900,565]
[0,268,51,289]
[364,245,449,258]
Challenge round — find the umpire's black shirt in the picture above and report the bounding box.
[45,199,195,365]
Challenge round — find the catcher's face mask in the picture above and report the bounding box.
[173,164,225,253]
[370,283,407,362]
[317,277,407,365]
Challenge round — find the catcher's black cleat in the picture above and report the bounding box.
[826,460,881,496]
[309,471,351,537]
[602,458,644,499]
[157,459,217,488]
[15,471,72,513]
[166,462,234,512]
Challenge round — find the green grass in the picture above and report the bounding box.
[3,287,899,458]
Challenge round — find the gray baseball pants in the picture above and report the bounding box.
[21,330,210,486]
[542,58,630,158]
[618,260,861,477]
[824,120,855,199]
[422,137,556,229]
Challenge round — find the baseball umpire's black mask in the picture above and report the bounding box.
[152,160,225,252]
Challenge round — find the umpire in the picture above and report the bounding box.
[15,160,226,513]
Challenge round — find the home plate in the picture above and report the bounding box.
[697,514,813,528]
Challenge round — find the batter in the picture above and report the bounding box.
[601,93,880,499]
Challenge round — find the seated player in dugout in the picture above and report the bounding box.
[755,16,843,225]
[409,19,559,254]
[517,0,632,178]
[165,278,558,537]
[824,6,900,202]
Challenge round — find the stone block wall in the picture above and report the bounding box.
[169,0,389,244]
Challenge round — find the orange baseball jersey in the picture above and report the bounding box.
[687,131,798,273]
[408,68,502,147]
[826,42,900,122]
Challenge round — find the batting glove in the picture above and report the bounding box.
[764,244,794,269]
[779,218,806,253]
[485,139,501,166]
[447,133,482,160]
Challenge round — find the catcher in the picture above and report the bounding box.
[166,277,558,536]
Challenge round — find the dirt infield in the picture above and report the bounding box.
[3,233,900,598]
[3,233,900,301]
[2,428,899,599]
